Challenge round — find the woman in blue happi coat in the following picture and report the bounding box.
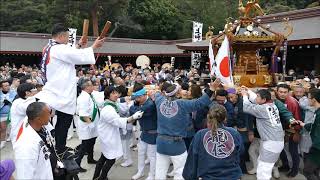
[183,104,244,180]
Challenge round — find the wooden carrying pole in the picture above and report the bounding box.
[82,19,89,41]
[99,21,112,39]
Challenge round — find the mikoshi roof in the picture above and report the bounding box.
[176,6,320,51]
[0,31,190,57]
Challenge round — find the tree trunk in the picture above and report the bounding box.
[91,1,99,37]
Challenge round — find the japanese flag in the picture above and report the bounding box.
[208,39,215,76]
[215,36,234,86]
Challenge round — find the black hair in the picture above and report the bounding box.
[309,88,320,103]
[161,82,171,92]
[19,75,31,84]
[277,83,290,91]
[116,85,128,97]
[26,102,47,121]
[17,83,36,99]
[0,80,9,87]
[133,82,144,93]
[104,86,120,100]
[181,83,189,91]
[257,89,272,101]
[36,84,43,89]
[51,23,68,37]
[216,89,228,97]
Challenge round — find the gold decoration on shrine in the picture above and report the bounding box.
[238,0,265,18]
[283,17,293,38]
[205,26,214,40]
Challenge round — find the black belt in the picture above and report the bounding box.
[158,134,183,141]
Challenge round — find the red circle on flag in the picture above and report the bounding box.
[219,56,230,77]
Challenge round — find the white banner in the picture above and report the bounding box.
[191,52,201,69]
[209,39,215,76]
[192,21,203,42]
[171,57,175,68]
[68,28,77,48]
[191,21,202,69]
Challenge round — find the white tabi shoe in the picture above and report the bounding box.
[132,171,144,180]
[272,167,280,179]
[145,176,154,180]
[121,159,133,167]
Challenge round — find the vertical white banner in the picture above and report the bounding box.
[191,53,201,69]
[171,57,175,68]
[192,21,203,42]
[68,28,77,48]
[191,21,203,69]
[209,39,215,76]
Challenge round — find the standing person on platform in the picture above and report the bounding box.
[298,88,320,180]
[75,79,99,172]
[93,86,144,180]
[183,104,243,180]
[35,23,105,153]
[130,83,158,180]
[241,88,284,180]
[151,79,219,180]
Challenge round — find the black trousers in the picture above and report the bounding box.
[280,136,300,173]
[240,142,250,173]
[75,137,97,165]
[93,154,115,180]
[55,111,73,153]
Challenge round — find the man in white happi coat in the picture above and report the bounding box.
[14,102,54,180]
[93,86,144,180]
[10,83,38,145]
[74,79,99,172]
[35,23,105,153]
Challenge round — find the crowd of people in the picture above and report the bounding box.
[1,23,320,180]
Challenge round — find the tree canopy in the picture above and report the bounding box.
[0,0,318,39]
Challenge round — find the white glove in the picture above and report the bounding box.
[132,111,144,120]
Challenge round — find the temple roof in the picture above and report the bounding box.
[0,31,190,57]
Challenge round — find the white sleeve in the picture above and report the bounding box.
[243,95,265,119]
[101,106,128,129]
[51,45,95,65]
[77,95,91,117]
[248,90,257,103]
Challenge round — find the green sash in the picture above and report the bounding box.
[80,94,100,122]
[103,100,119,113]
